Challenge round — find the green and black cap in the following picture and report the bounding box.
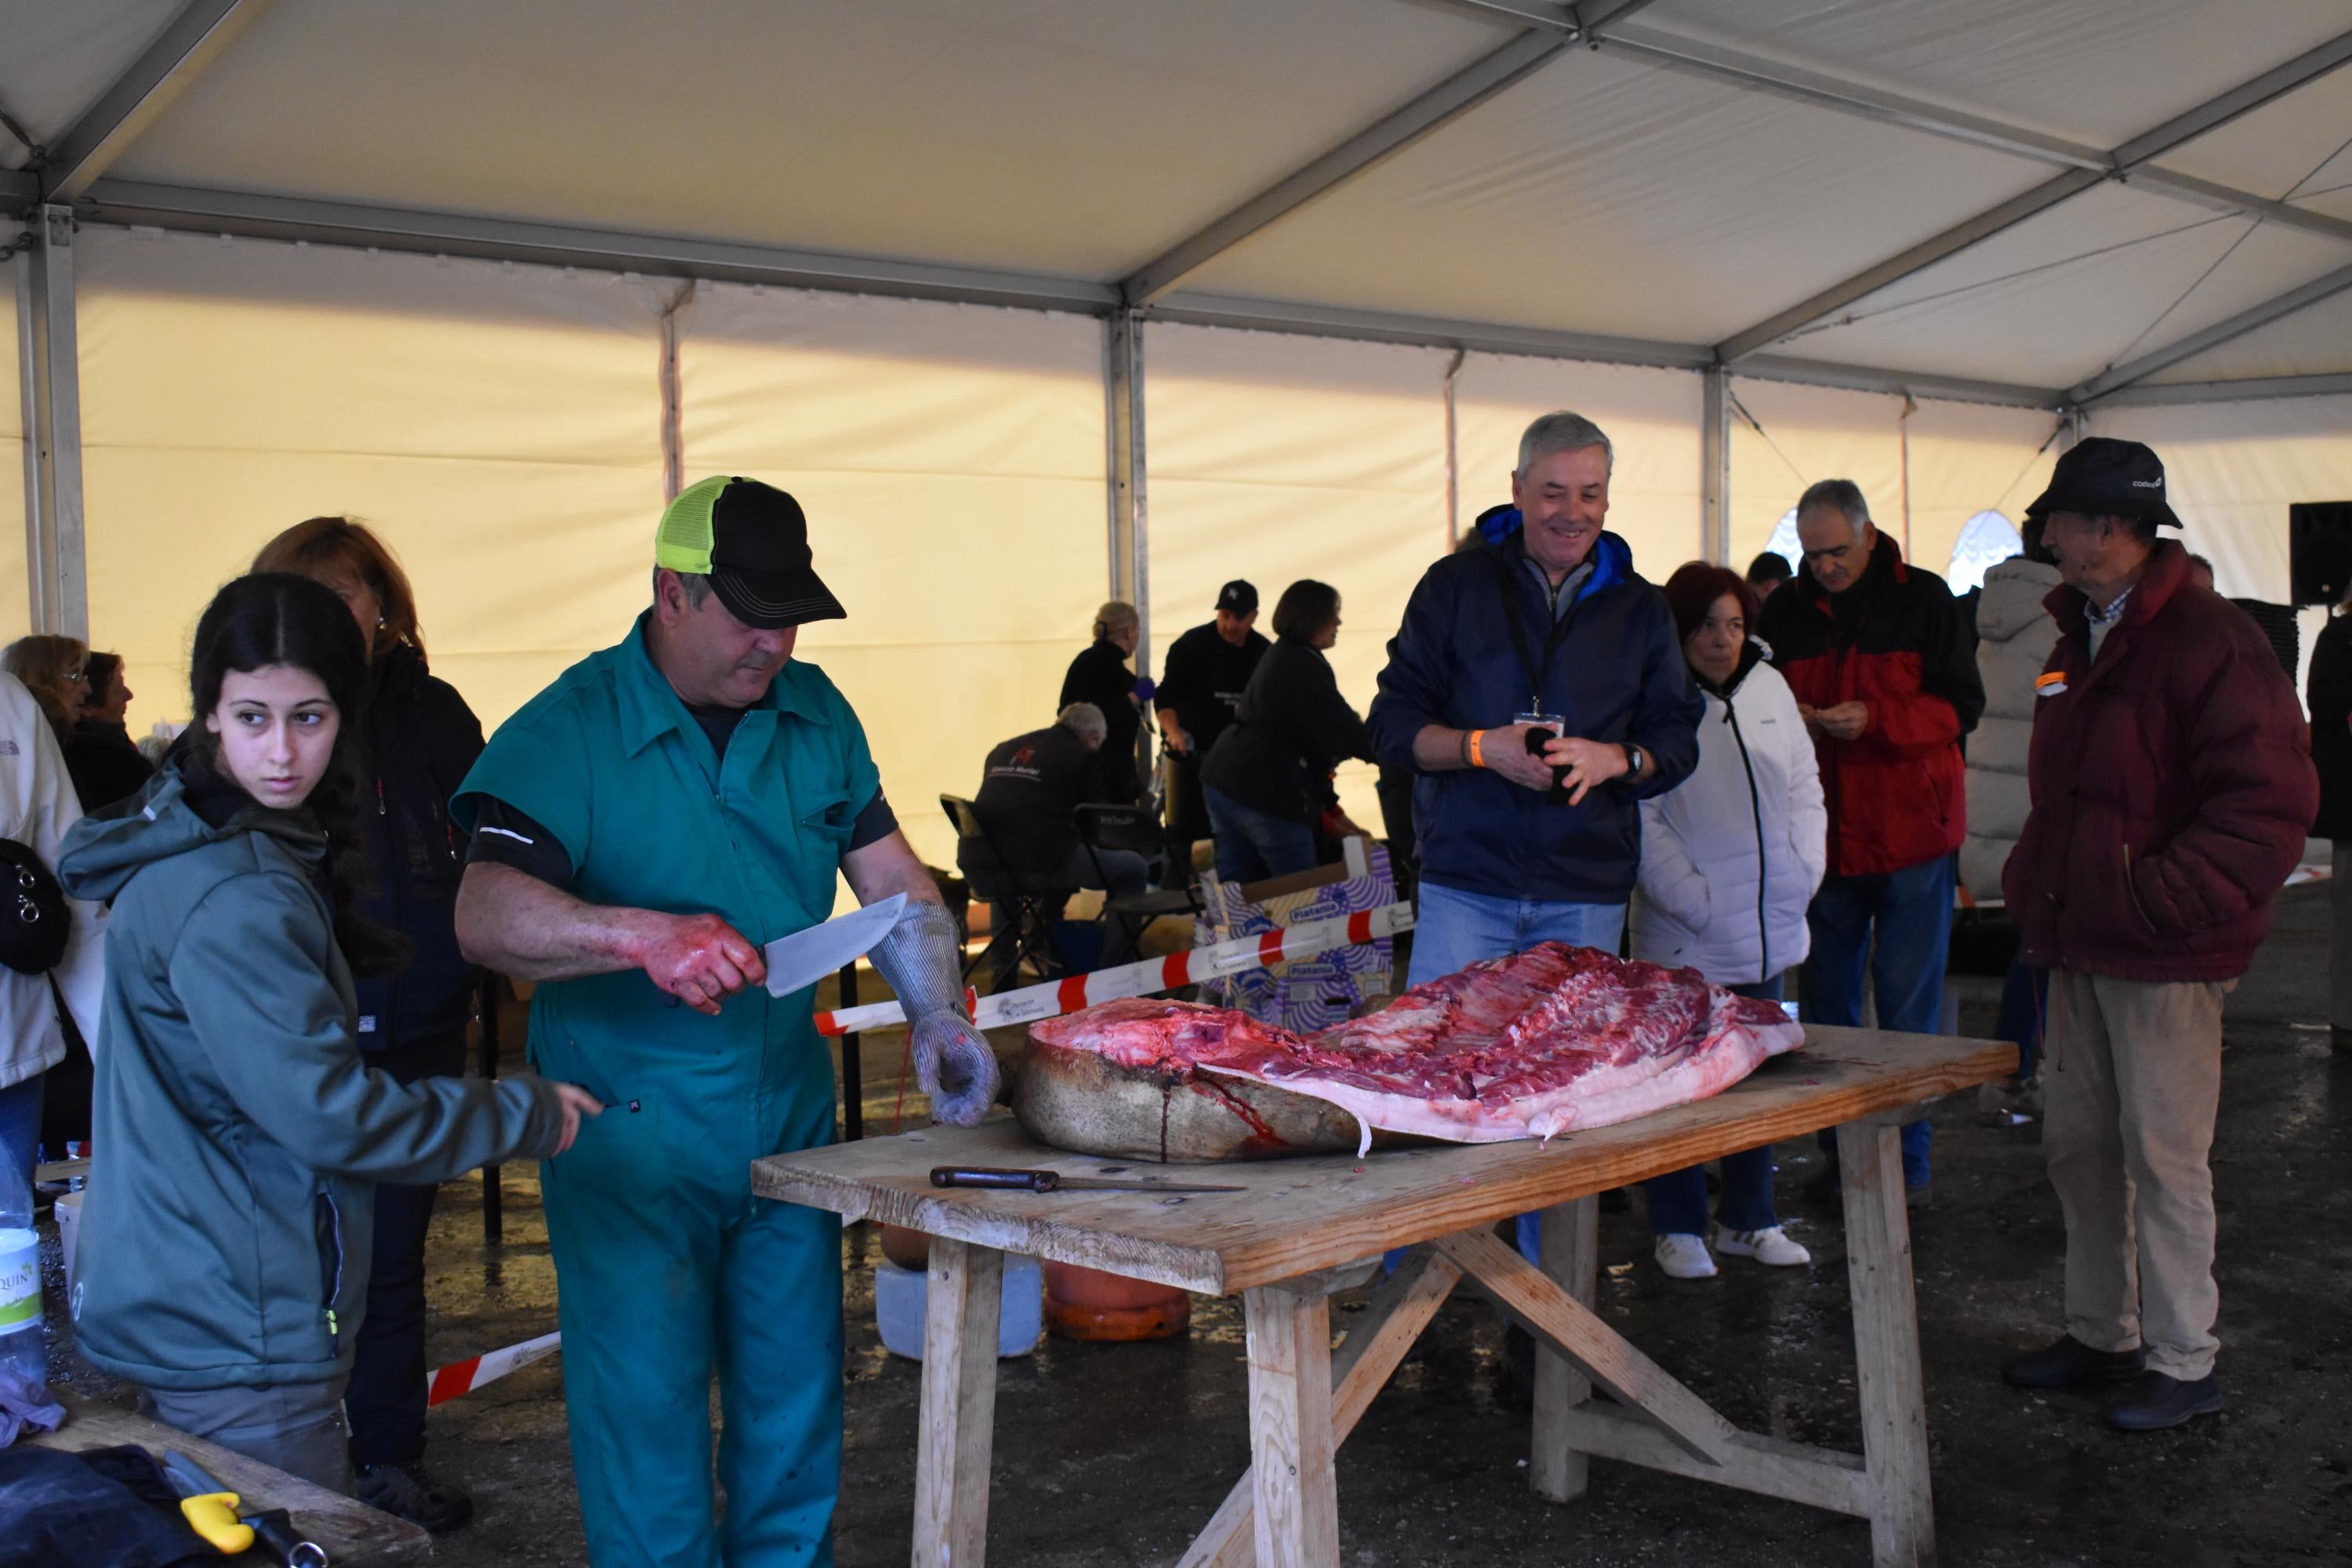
[655,476,847,629]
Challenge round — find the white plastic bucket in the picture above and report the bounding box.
[873,1254,1042,1360]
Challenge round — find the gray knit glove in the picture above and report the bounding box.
[869,900,1000,1126]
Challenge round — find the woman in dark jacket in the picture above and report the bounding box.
[1060,601,1143,804]
[2307,601,2352,1048]
[66,651,158,812]
[1200,579,1373,884]
[252,517,490,1530]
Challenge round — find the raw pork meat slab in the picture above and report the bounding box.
[1019,942,1802,1158]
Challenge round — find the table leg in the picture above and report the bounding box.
[913,1238,1004,1568]
[1837,1121,1937,1568]
[1530,1196,1599,1502]
[1243,1284,1340,1568]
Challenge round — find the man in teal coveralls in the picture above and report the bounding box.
[453,476,998,1566]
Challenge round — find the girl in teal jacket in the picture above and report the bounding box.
[59,573,599,1493]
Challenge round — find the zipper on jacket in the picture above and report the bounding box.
[317,1192,345,1338]
[1722,694,1771,982]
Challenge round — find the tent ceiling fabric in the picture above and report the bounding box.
[100,0,1505,278]
[5,0,2350,398]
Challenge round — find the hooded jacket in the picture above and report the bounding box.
[0,674,104,1093]
[2004,542,2316,982]
[1368,521,1700,904]
[56,762,564,1392]
[1756,529,1983,878]
[1631,648,1826,985]
[1960,556,2062,902]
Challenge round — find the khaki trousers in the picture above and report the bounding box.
[2044,969,2230,1381]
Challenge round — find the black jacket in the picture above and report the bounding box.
[63,718,155,814]
[967,723,1103,872]
[354,644,486,1051]
[1201,639,1372,824]
[1059,638,1142,804]
[2309,612,2352,840]
[1155,621,1270,756]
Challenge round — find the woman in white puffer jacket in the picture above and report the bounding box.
[1631,564,1827,1279]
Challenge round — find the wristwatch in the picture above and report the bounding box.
[1621,742,1644,779]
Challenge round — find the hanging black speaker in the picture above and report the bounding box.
[2289,501,2352,608]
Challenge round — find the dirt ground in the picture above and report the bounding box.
[37,885,2352,1566]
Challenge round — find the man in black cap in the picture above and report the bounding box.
[1154,579,1270,865]
[451,475,996,1564]
[1998,438,2315,1432]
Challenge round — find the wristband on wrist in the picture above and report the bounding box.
[1468,728,1486,768]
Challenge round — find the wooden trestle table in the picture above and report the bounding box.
[751,1024,2014,1568]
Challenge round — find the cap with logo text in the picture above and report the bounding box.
[655,476,847,629]
[2023,437,2182,530]
[1214,580,1258,615]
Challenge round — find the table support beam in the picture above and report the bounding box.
[1242,1284,1341,1568]
[913,1240,1004,1568]
[1838,1121,1938,1568]
[1181,1248,1463,1568]
[1529,1196,1599,1501]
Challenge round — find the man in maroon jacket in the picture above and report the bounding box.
[1999,437,2315,1432]
[1758,478,1983,1205]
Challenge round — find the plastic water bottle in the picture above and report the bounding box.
[0,1156,45,1388]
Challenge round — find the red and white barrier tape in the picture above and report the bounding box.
[815,898,1414,1036]
[426,1330,562,1406]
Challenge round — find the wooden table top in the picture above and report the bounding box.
[28,1392,431,1566]
[753,1025,2015,1294]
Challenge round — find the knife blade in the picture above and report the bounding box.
[930,1165,1245,1194]
[762,891,908,998]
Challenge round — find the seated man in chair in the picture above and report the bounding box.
[963,703,1149,964]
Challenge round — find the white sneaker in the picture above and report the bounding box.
[1653,1232,1717,1279]
[1716,1225,1811,1267]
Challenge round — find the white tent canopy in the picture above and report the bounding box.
[8,0,2350,866]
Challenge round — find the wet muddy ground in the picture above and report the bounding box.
[38,886,2352,1566]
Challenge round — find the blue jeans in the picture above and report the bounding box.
[1802,855,1953,1189]
[1997,959,2048,1081]
[0,1073,42,1200]
[1646,977,1785,1236]
[1203,786,1317,886]
[1409,881,1628,1264]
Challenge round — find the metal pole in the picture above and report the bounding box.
[1443,348,1466,548]
[14,249,43,635]
[1700,365,1730,564]
[24,205,87,640]
[1105,309,1151,794]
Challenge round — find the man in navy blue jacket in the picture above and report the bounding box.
[1370,410,1701,996]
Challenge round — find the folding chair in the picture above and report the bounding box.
[939,794,1072,987]
[1074,801,1202,960]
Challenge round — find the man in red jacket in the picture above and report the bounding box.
[1758,478,1984,1206]
[1998,437,2315,1432]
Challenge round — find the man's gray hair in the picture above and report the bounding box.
[1058,702,1108,746]
[1516,411,1614,477]
[1796,478,1871,539]
[653,566,715,608]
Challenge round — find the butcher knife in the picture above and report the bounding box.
[762,891,908,998]
[931,1166,1245,1194]
[159,1450,329,1566]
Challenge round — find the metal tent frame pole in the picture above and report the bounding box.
[20,206,86,640]
[1105,310,1151,793]
[1700,365,1730,565]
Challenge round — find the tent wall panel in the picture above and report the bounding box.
[1143,324,1448,833]
[1901,401,2066,583]
[1454,355,1704,577]
[2091,394,2352,603]
[1726,378,1904,569]
[72,231,665,735]
[677,284,1108,878]
[2,256,27,641]
[74,228,669,739]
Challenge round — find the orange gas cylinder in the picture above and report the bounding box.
[1040,1261,1191,1341]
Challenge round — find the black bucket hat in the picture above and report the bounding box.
[2024,437,2183,530]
